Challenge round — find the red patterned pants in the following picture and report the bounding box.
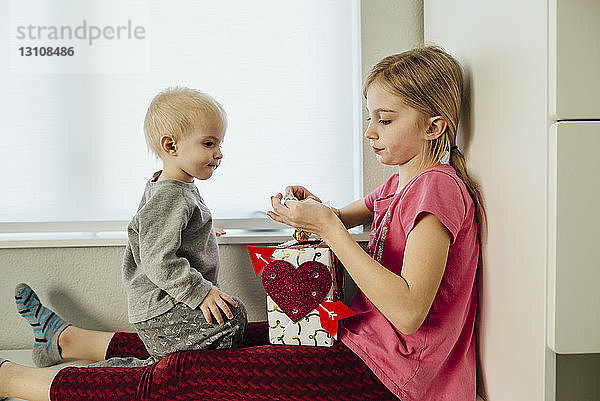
[49,322,398,400]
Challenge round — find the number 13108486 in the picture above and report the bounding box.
[19,47,75,56]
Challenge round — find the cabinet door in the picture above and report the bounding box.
[548,122,600,353]
[549,0,600,119]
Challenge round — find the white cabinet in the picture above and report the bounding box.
[547,0,600,354]
[548,122,600,354]
[549,0,600,119]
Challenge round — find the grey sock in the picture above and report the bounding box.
[15,283,71,367]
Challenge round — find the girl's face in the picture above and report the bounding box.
[364,82,427,167]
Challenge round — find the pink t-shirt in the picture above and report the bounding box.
[339,164,479,401]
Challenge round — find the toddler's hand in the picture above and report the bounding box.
[199,287,238,326]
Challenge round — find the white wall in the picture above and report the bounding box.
[361,0,424,193]
[0,245,267,349]
[0,0,424,350]
[424,1,550,400]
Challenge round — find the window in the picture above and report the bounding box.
[0,1,362,236]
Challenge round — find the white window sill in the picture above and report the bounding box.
[0,228,370,248]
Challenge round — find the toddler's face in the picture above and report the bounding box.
[364,82,427,167]
[175,121,225,181]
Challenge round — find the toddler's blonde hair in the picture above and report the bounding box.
[365,45,486,234]
[144,87,227,157]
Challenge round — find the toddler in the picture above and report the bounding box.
[15,87,247,368]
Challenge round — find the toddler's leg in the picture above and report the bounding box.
[87,356,158,368]
[14,284,70,367]
[134,297,248,359]
[14,283,150,368]
[215,295,247,349]
[87,332,155,368]
[57,326,115,362]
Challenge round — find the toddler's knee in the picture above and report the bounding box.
[228,296,247,347]
[230,296,247,326]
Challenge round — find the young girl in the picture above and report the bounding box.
[269,45,484,400]
[0,46,483,401]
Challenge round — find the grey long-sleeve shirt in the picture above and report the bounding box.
[122,172,219,323]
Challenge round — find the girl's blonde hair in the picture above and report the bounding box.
[364,45,486,234]
[144,87,227,157]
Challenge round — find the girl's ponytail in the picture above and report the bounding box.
[449,148,486,239]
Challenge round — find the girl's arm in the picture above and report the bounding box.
[324,213,450,334]
[268,195,450,335]
[333,199,373,229]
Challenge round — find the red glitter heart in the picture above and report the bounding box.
[262,260,332,323]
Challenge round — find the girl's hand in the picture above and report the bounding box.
[214,227,226,237]
[198,287,238,326]
[268,193,340,238]
[284,186,322,203]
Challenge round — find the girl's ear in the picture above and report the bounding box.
[424,116,448,141]
[160,135,177,155]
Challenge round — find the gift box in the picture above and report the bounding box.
[262,241,344,347]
